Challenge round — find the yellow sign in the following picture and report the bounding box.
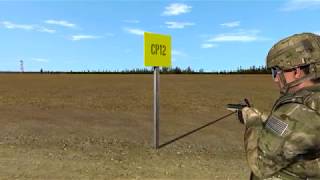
[144,32,171,67]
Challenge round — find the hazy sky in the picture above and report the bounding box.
[0,0,319,72]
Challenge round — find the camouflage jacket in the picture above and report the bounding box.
[245,85,320,180]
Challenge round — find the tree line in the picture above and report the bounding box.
[0,66,271,74]
[35,65,270,74]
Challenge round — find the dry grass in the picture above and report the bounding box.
[0,74,279,179]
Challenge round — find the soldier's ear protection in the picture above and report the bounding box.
[292,64,311,79]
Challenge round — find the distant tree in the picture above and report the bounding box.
[185,66,192,74]
[174,67,182,74]
[161,67,169,73]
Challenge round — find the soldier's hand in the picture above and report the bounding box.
[242,107,268,127]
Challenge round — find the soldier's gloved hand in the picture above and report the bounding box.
[241,107,268,127]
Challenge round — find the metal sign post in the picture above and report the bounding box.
[153,66,160,149]
[144,32,171,149]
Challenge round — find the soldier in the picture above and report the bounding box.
[241,33,320,180]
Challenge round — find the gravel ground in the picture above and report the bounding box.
[0,74,278,179]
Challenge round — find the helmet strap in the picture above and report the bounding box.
[279,71,289,94]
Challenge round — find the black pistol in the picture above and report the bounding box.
[226,98,251,124]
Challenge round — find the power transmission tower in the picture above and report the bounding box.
[20,60,24,73]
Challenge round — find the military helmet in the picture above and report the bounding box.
[266,33,320,70]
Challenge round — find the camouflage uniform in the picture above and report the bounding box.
[244,85,320,179]
[243,33,320,180]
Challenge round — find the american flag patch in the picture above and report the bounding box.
[265,116,288,136]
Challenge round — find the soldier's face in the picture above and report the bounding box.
[273,68,304,90]
[273,72,285,89]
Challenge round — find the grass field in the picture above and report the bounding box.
[0,74,279,179]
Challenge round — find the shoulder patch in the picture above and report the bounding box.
[265,115,289,136]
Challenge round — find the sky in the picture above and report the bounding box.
[0,0,319,72]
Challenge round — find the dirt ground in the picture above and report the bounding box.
[0,74,279,180]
